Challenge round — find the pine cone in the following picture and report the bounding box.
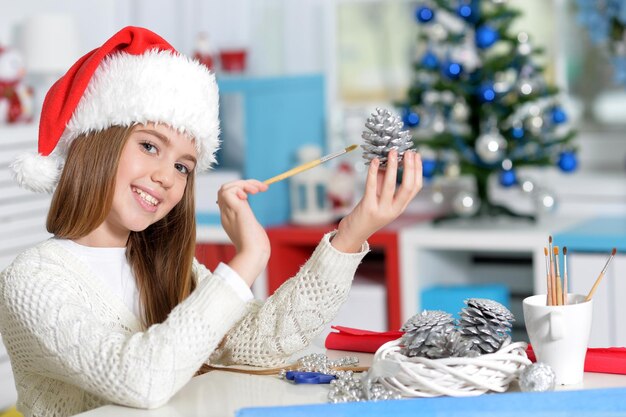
[420,330,480,359]
[361,107,414,167]
[401,310,455,357]
[459,298,514,354]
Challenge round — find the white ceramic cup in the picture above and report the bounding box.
[522,294,593,385]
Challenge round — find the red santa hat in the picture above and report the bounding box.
[11,26,220,193]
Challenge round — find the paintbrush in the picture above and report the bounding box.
[549,236,557,306]
[263,144,358,185]
[554,246,563,306]
[585,248,618,302]
[563,246,568,305]
[544,247,552,306]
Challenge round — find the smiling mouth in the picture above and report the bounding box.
[132,187,159,207]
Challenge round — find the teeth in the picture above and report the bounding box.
[133,187,158,206]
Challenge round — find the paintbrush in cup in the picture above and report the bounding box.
[585,248,617,302]
[554,246,563,305]
[549,236,557,306]
[563,246,567,305]
[544,246,553,306]
[263,144,358,185]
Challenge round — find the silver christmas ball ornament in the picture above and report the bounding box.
[452,190,479,217]
[452,101,469,121]
[475,130,507,163]
[519,362,556,392]
[520,178,535,193]
[534,188,557,213]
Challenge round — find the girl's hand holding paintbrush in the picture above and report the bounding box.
[217,148,423,284]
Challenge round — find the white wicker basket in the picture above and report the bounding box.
[368,338,531,397]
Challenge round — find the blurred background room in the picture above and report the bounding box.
[0,0,625,413]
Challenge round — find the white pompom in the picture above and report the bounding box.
[10,153,62,194]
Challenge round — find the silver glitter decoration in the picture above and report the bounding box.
[459,298,514,354]
[519,362,556,392]
[361,107,414,167]
[278,353,359,380]
[401,310,456,358]
[328,371,402,403]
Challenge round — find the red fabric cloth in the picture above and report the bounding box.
[325,326,626,375]
[325,326,403,353]
[526,345,626,375]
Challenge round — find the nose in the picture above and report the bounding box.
[151,164,174,189]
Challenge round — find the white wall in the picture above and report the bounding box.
[0,0,327,76]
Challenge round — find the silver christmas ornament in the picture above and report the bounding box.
[431,189,445,205]
[401,310,456,357]
[520,178,535,193]
[452,190,479,217]
[452,101,469,122]
[361,108,414,167]
[534,188,557,213]
[519,362,556,392]
[475,130,507,163]
[459,298,514,354]
[516,32,532,56]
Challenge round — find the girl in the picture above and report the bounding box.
[0,27,423,417]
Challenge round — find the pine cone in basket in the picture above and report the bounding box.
[421,330,480,359]
[361,107,414,167]
[459,298,514,354]
[401,310,456,357]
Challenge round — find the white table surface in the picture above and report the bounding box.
[74,340,626,417]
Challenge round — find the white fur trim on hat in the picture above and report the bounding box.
[11,152,63,194]
[61,49,220,172]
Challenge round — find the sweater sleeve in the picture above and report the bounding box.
[209,231,369,367]
[0,247,248,409]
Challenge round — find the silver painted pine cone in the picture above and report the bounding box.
[459,298,514,354]
[401,310,456,357]
[421,329,480,359]
[362,107,414,167]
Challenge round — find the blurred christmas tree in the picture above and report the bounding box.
[397,0,577,220]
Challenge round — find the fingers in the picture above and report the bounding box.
[218,179,268,205]
[379,150,398,203]
[363,158,380,205]
[394,151,422,207]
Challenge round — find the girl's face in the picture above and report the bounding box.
[83,123,197,247]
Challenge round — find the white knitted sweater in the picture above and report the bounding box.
[0,232,368,417]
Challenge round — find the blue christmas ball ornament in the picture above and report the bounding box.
[558,151,578,172]
[479,83,496,102]
[512,126,525,139]
[416,6,435,23]
[402,110,420,127]
[421,50,439,69]
[551,107,567,124]
[499,169,517,187]
[443,61,463,79]
[476,25,499,49]
[458,4,474,20]
[422,159,437,178]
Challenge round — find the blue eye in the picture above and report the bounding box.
[175,163,190,175]
[141,142,157,154]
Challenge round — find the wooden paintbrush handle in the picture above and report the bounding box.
[585,272,605,302]
[264,159,321,185]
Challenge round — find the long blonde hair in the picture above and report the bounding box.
[47,125,197,327]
